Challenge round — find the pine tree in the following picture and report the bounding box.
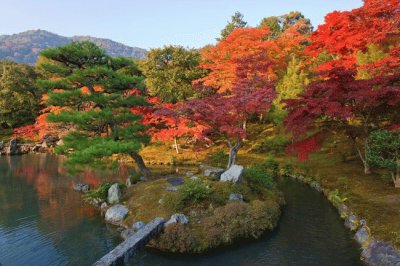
[37,41,151,175]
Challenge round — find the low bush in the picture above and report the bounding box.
[84,182,113,202]
[156,223,197,253]
[162,179,212,212]
[244,165,276,193]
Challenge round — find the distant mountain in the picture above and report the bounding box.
[0,30,147,65]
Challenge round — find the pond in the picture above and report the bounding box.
[0,154,360,265]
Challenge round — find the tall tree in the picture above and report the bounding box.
[259,11,313,39]
[285,68,400,174]
[140,45,206,103]
[218,11,248,40]
[36,41,151,175]
[0,60,38,128]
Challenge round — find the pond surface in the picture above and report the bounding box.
[0,154,122,266]
[0,154,360,266]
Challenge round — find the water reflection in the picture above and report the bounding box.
[0,154,123,266]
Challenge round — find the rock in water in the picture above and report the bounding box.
[165,213,189,227]
[361,239,400,265]
[121,229,136,240]
[108,183,121,204]
[105,204,129,224]
[354,226,370,246]
[344,214,359,231]
[220,165,244,183]
[132,221,146,230]
[9,138,18,155]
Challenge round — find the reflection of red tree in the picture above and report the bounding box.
[9,155,128,235]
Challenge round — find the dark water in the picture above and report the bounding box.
[131,178,361,266]
[0,154,360,266]
[0,154,122,266]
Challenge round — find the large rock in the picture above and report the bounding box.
[107,183,121,204]
[203,167,225,179]
[344,214,359,231]
[361,239,400,266]
[105,204,129,224]
[8,138,19,155]
[338,204,350,218]
[220,165,244,183]
[355,226,370,246]
[165,213,189,227]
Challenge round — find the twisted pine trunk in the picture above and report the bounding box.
[130,151,152,177]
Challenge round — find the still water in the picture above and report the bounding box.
[0,154,360,265]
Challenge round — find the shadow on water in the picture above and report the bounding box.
[131,178,360,266]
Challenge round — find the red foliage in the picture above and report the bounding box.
[285,68,400,138]
[287,134,322,161]
[308,0,400,71]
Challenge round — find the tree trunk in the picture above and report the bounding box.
[174,137,180,154]
[393,159,400,188]
[353,137,371,174]
[130,151,151,177]
[227,140,241,169]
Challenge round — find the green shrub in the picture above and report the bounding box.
[244,165,276,192]
[260,157,279,177]
[328,189,347,206]
[179,179,211,204]
[162,180,211,212]
[84,182,113,202]
[208,150,228,168]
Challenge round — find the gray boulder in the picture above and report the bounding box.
[310,182,322,192]
[344,214,359,231]
[186,171,195,177]
[132,221,146,230]
[105,204,129,224]
[73,183,89,193]
[361,239,400,266]
[107,183,121,204]
[355,226,370,246]
[9,138,18,155]
[121,229,136,240]
[229,193,244,201]
[165,213,189,227]
[190,176,199,181]
[220,165,244,183]
[204,167,225,179]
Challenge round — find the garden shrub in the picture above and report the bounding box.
[244,165,276,193]
[156,223,197,253]
[84,182,112,202]
[253,135,291,154]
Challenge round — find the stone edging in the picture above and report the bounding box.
[288,173,400,266]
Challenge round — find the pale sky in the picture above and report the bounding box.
[0,0,363,49]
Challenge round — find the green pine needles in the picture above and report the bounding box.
[37,41,151,173]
